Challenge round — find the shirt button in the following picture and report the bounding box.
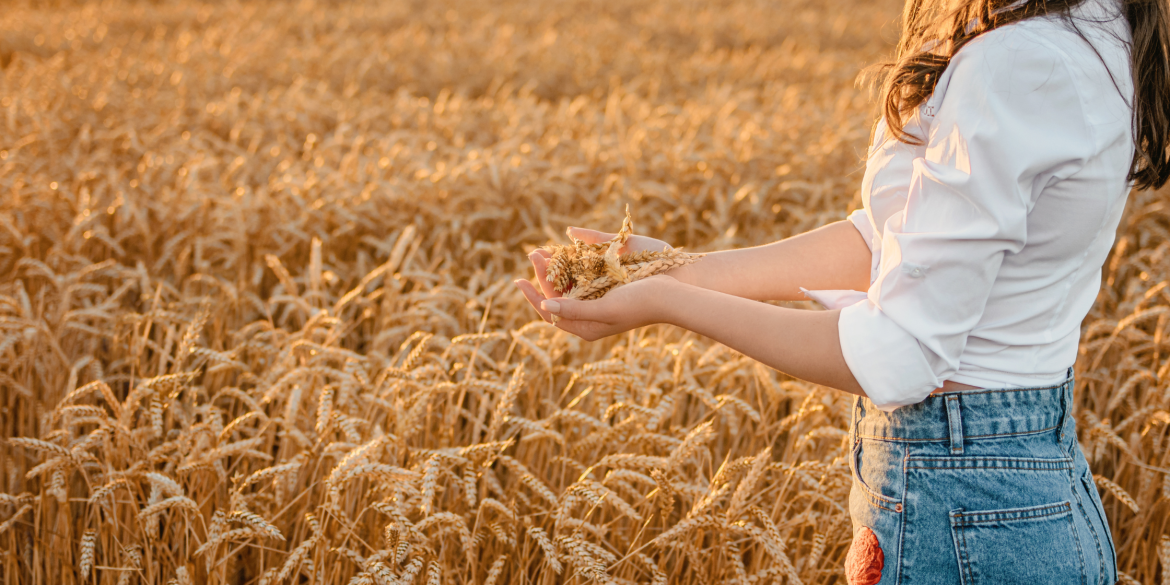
[911,268,923,277]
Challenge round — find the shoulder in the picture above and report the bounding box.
[944,20,1078,95]
[934,12,1131,144]
[922,17,1094,137]
[943,10,1130,95]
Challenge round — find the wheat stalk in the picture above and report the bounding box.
[543,207,704,307]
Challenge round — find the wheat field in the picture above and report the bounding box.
[0,0,1167,583]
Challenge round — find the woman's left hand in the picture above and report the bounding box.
[513,274,676,341]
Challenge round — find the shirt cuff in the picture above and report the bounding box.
[801,287,867,310]
[847,209,875,252]
[838,300,942,411]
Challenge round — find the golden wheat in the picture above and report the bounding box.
[543,206,703,305]
[0,0,1166,583]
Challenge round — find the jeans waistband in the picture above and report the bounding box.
[852,370,1074,444]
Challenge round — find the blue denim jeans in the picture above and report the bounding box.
[846,372,1118,584]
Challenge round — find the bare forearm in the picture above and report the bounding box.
[659,281,864,395]
[669,220,871,302]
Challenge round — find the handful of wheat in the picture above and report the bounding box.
[543,206,703,301]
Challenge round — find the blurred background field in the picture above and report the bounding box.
[0,0,1167,583]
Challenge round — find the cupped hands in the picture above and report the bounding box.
[513,226,680,341]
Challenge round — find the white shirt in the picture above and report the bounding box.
[807,0,1135,411]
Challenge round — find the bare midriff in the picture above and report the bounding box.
[931,380,982,395]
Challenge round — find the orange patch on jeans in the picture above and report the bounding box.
[845,526,884,585]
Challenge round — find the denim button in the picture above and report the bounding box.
[895,503,903,513]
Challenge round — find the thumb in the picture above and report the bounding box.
[568,227,616,245]
[541,297,608,322]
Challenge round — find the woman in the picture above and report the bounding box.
[515,0,1169,582]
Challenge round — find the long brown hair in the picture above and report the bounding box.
[864,0,1170,190]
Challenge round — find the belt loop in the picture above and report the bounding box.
[1059,369,1074,445]
[945,395,964,455]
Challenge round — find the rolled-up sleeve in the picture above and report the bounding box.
[838,30,1093,410]
[847,208,875,253]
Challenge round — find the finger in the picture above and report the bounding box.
[553,318,617,342]
[634,235,673,253]
[568,227,617,245]
[552,318,592,340]
[540,297,611,323]
[529,252,562,299]
[514,280,555,323]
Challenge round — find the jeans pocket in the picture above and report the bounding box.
[1080,468,1119,584]
[950,500,1087,585]
[850,438,903,512]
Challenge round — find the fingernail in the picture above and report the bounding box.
[542,300,561,314]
